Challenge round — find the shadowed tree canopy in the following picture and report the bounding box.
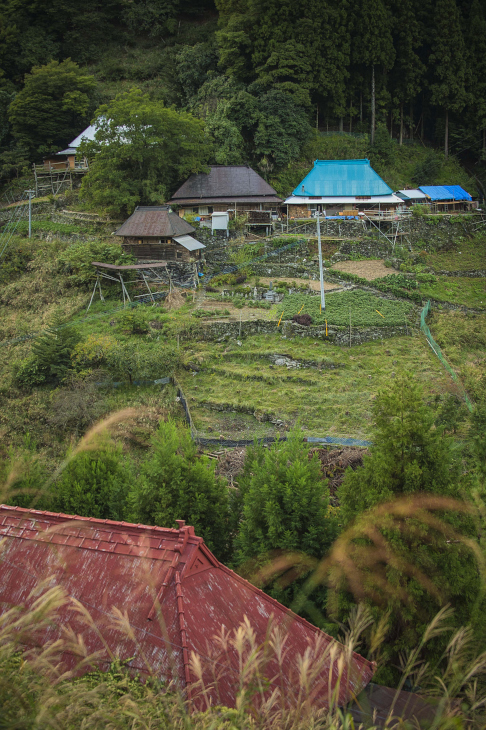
[79,88,210,216]
[8,59,97,159]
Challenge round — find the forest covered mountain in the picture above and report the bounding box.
[0,0,485,196]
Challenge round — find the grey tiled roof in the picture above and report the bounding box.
[170,166,282,203]
[114,206,195,238]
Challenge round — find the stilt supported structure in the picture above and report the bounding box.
[87,261,168,312]
[361,212,412,251]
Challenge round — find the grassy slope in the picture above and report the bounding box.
[0,200,483,462]
[178,335,449,439]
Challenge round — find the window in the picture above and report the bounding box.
[208,206,214,214]
[176,250,183,259]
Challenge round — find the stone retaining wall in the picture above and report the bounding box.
[181,317,414,345]
[435,269,486,277]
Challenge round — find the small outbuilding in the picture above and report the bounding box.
[169,165,282,218]
[418,185,475,212]
[284,159,403,219]
[395,189,428,207]
[42,124,97,171]
[114,205,205,261]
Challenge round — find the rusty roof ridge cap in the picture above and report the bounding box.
[0,505,184,536]
[175,570,192,694]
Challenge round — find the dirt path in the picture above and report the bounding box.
[253,276,342,292]
[330,259,390,280]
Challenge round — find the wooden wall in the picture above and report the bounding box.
[121,237,195,261]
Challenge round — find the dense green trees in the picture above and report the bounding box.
[52,437,131,520]
[8,60,97,158]
[129,419,231,560]
[428,0,468,158]
[233,429,335,617]
[79,88,209,215]
[335,374,485,675]
[1,0,486,179]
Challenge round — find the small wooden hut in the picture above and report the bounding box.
[114,206,205,261]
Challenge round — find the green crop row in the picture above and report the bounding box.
[280,290,414,327]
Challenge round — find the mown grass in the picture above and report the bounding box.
[424,235,486,271]
[178,334,450,439]
[429,310,486,400]
[420,276,486,308]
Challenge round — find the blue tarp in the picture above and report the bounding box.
[419,185,472,201]
[292,159,393,197]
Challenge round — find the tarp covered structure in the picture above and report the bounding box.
[419,185,472,201]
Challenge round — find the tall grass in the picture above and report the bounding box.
[2,414,486,727]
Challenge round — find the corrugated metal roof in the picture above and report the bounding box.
[419,185,472,201]
[170,166,282,203]
[0,505,375,709]
[173,235,205,251]
[395,189,427,200]
[69,124,98,148]
[284,194,402,205]
[114,207,195,238]
[292,160,393,197]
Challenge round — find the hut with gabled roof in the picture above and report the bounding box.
[169,165,282,218]
[114,205,205,261]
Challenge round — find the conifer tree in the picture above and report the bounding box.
[234,428,335,620]
[335,374,485,670]
[352,0,395,143]
[428,0,468,158]
[466,0,486,156]
[390,0,425,143]
[52,436,131,521]
[31,313,80,382]
[130,419,231,561]
[235,428,334,565]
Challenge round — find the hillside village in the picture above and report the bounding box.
[1,1,486,727]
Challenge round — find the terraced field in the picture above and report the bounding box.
[177,333,451,440]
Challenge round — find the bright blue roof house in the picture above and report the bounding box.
[284,159,403,218]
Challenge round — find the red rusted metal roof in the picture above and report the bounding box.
[0,505,375,708]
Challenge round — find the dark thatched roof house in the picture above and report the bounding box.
[169,165,282,218]
[114,206,205,261]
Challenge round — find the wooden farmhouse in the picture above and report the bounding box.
[42,124,96,171]
[284,159,403,219]
[169,165,282,218]
[114,205,205,261]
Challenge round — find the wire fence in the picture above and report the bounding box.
[174,377,371,448]
[420,300,473,411]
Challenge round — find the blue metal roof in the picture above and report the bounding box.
[292,159,393,197]
[419,185,472,201]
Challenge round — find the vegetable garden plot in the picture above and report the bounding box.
[280,290,415,326]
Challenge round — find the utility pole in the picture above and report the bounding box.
[26,190,35,238]
[316,211,325,311]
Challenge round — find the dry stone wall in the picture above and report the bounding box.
[180,318,414,345]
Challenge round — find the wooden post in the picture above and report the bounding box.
[371,65,376,145]
[444,108,449,159]
[399,102,403,146]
